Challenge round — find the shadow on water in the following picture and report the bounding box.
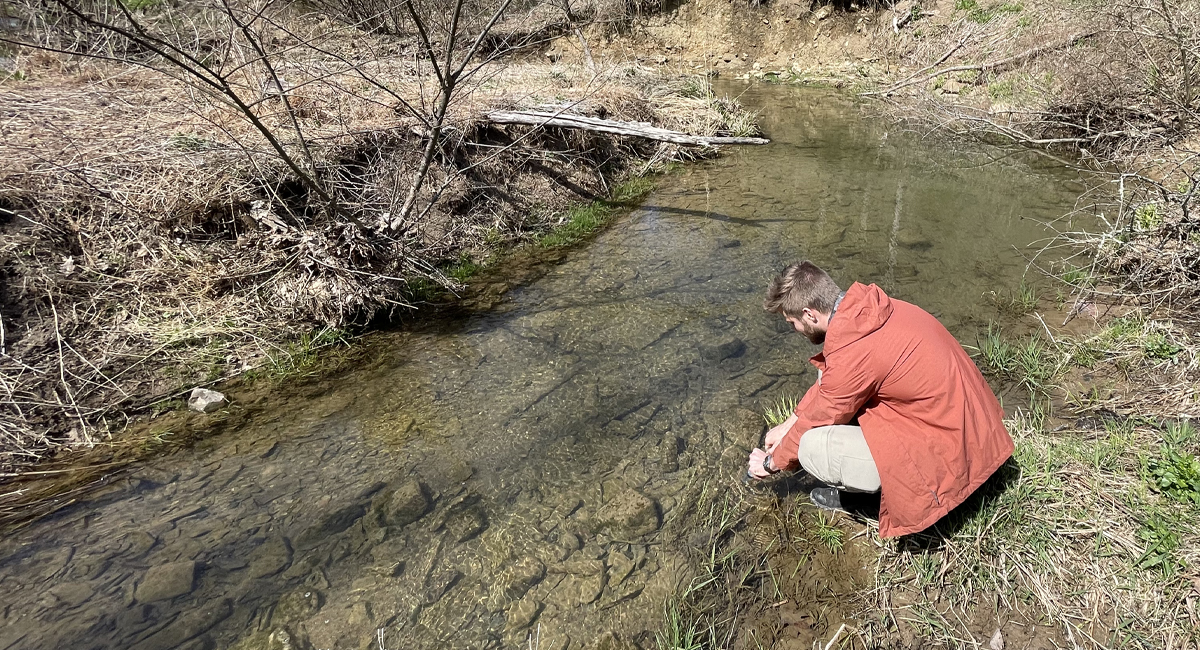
[0,84,1092,650]
[641,204,797,228]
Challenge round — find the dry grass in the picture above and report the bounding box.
[855,285,1200,647]
[863,409,1200,649]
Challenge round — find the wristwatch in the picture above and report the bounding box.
[762,454,778,475]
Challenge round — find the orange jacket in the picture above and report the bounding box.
[774,282,1013,537]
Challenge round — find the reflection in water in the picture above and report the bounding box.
[0,86,1089,650]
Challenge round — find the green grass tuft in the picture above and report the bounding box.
[812,511,844,554]
[446,252,482,284]
[957,0,1024,23]
[256,327,351,381]
[763,394,800,427]
[1134,202,1163,230]
[975,323,1017,375]
[1145,445,1200,505]
[1059,264,1095,288]
[537,178,654,249]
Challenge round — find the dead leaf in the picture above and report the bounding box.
[989,628,1004,650]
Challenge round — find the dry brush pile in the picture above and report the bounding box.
[0,0,760,474]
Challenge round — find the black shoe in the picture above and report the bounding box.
[809,487,846,512]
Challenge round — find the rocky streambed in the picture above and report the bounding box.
[0,84,1090,650]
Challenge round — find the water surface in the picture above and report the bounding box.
[0,85,1089,650]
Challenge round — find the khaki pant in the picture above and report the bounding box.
[796,425,881,493]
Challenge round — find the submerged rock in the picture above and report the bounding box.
[377,480,432,528]
[504,597,544,632]
[561,571,606,607]
[445,506,488,542]
[592,631,636,650]
[187,388,226,413]
[497,557,546,605]
[659,434,680,472]
[273,588,323,624]
[701,338,747,363]
[294,503,365,550]
[131,598,231,650]
[424,567,462,605]
[606,552,635,587]
[247,535,292,578]
[229,628,308,650]
[593,489,660,538]
[135,560,196,603]
[47,581,96,608]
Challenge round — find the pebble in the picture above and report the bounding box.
[187,388,227,413]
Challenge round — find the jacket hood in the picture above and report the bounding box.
[823,282,893,354]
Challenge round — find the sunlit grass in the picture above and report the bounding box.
[812,511,845,554]
[537,178,655,249]
[763,394,800,427]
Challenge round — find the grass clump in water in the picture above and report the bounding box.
[972,324,1060,395]
[256,327,351,381]
[811,511,844,554]
[763,394,800,427]
[537,177,655,249]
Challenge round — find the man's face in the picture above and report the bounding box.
[786,310,826,345]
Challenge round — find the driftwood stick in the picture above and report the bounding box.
[863,30,973,96]
[486,110,770,146]
[868,31,1098,96]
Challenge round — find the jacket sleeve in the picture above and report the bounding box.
[773,352,880,471]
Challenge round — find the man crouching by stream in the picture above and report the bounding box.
[746,261,1014,538]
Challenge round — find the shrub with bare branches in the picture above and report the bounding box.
[0,0,762,473]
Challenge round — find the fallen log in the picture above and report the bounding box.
[486,110,770,146]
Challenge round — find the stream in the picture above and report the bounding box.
[0,85,1090,650]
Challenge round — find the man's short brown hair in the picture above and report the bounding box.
[763,261,842,318]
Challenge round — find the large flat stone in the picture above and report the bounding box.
[593,489,660,538]
[247,535,292,578]
[135,561,196,603]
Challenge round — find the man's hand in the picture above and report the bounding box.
[764,413,797,453]
[747,448,777,480]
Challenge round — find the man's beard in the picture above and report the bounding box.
[806,329,826,345]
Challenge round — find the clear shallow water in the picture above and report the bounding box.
[0,85,1089,650]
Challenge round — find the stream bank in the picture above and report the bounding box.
[0,84,1094,650]
[0,37,757,476]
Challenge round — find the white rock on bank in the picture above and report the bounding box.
[188,387,226,413]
